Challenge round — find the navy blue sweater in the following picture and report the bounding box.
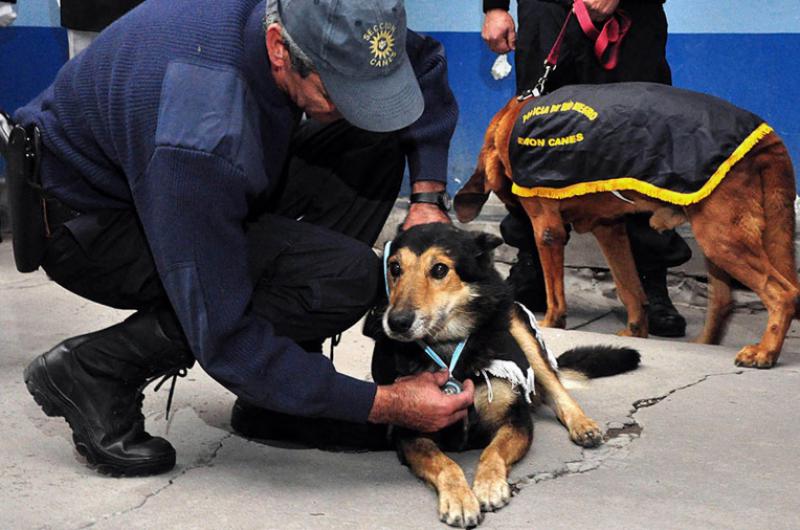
[16,0,458,422]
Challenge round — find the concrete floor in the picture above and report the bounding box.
[2,236,800,529]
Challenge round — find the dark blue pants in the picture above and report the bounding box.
[41,119,405,344]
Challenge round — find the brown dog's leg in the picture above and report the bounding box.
[758,138,798,292]
[591,222,648,337]
[473,423,532,512]
[695,260,733,345]
[519,198,568,328]
[689,175,799,367]
[399,437,483,528]
[509,311,602,447]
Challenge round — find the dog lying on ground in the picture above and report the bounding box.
[455,82,798,368]
[370,224,639,527]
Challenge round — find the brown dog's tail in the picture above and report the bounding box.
[556,346,640,380]
[454,97,522,223]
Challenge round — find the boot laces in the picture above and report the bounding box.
[145,367,189,421]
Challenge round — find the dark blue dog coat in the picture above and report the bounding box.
[509,82,771,205]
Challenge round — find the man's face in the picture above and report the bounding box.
[285,69,342,124]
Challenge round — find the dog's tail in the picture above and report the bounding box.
[556,346,640,385]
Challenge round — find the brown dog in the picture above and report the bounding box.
[455,83,797,368]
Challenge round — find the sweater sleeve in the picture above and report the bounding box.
[483,0,510,13]
[402,31,459,185]
[133,146,377,422]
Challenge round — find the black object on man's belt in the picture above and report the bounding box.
[0,113,75,273]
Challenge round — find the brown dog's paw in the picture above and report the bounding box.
[438,484,483,528]
[617,322,647,338]
[473,473,511,513]
[541,314,566,329]
[568,416,603,448]
[734,344,777,369]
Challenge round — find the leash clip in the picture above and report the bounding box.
[534,62,556,97]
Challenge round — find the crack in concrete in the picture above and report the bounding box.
[513,370,745,491]
[76,432,234,529]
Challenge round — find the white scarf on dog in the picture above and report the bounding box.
[477,302,559,404]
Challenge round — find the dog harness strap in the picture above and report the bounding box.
[515,302,559,371]
[383,240,392,298]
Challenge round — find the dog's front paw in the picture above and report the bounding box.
[473,473,511,512]
[568,416,603,448]
[734,344,777,368]
[439,484,483,528]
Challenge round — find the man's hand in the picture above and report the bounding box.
[403,180,451,230]
[369,371,475,432]
[481,9,516,54]
[581,0,620,22]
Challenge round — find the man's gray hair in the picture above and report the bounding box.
[265,0,316,77]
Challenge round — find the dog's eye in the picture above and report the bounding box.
[388,261,402,278]
[430,263,449,279]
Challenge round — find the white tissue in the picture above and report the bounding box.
[0,3,18,27]
[491,54,512,81]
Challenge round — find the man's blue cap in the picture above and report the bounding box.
[277,0,424,132]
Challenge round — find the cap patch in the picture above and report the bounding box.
[363,23,397,68]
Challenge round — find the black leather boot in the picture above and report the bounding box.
[640,268,686,338]
[230,399,389,452]
[24,309,194,476]
[506,250,548,312]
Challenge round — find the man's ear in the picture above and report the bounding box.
[266,23,289,69]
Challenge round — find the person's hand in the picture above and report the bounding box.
[402,180,451,230]
[369,370,475,432]
[403,202,450,230]
[481,9,516,54]
[581,0,620,22]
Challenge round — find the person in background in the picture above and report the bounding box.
[481,0,690,337]
[57,0,145,57]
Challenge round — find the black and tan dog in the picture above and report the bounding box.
[370,224,639,527]
[456,82,798,368]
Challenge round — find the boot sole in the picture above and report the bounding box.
[24,356,176,477]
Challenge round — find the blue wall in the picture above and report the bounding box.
[2,0,799,192]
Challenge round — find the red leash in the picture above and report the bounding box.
[522,9,573,98]
[522,0,631,99]
[573,0,631,71]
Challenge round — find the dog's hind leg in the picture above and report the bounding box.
[695,260,733,345]
[510,309,602,447]
[473,422,532,512]
[399,437,483,528]
[689,169,799,367]
[591,222,648,337]
[519,198,569,328]
[758,140,799,293]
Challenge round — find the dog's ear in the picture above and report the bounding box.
[474,232,503,253]
[454,173,490,224]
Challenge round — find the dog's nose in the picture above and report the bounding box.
[388,310,416,333]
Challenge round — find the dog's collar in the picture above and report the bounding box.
[383,240,469,385]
